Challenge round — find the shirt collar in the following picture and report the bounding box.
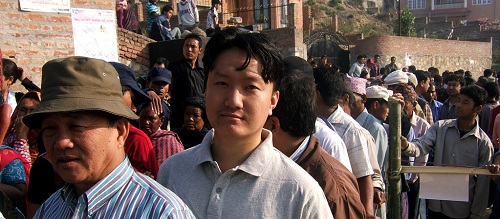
[194,129,275,177]
[446,119,482,138]
[409,112,417,126]
[289,136,310,162]
[355,108,369,124]
[59,158,134,214]
[327,105,345,125]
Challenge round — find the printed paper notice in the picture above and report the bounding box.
[71,8,118,62]
[19,0,71,13]
[419,173,469,202]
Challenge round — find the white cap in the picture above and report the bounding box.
[407,73,417,87]
[384,70,408,86]
[366,85,393,102]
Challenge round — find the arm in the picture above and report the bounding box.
[192,0,199,23]
[357,175,374,216]
[0,183,26,206]
[401,122,438,157]
[347,64,356,77]
[469,140,494,219]
[0,104,12,144]
[492,114,500,148]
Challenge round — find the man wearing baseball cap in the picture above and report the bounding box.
[142,66,172,130]
[25,56,194,218]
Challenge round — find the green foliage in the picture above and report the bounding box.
[305,0,316,6]
[336,5,345,11]
[394,8,416,36]
[328,0,342,7]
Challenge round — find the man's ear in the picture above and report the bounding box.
[268,116,280,133]
[361,94,367,103]
[475,105,484,115]
[269,90,279,116]
[115,118,130,149]
[373,101,379,109]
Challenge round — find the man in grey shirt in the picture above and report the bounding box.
[157,28,333,218]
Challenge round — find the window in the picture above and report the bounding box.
[472,0,491,5]
[408,0,425,9]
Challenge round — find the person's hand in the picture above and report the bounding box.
[147,90,163,115]
[401,136,408,151]
[14,116,29,140]
[392,93,405,108]
[373,188,386,209]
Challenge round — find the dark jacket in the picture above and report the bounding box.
[168,59,204,130]
[297,135,367,219]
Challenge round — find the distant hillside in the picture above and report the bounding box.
[305,0,395,37]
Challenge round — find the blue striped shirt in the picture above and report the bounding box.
[34,157,195,219]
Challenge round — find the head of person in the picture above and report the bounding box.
[424,83,436,103]
[434,74,443,86]
[314,68,345,110]
[347,77,367,118]
[385,70,409,91]
[365,86,392,122]
[455,69,465,78]
[7,91,42,147]
[201,27,283,139]
[183,33,203,62]
[483,82,499,102]
[23,56,138,195]
[428,67,439,77]
[394,84,418,116]
[456,85,487,119]
[446,74,465,97]
[374,54,381,63]
[408,65,416,73]
[139,103,164,136]
[402,67,408,72]
[477,76,488,87]
[307,56,314,64]
[147,67,172,100]
[367,58,375,68]
[484,69,493,78]
[264,71,316,142]
[415,70,430,92]
[321,55,327,65]
[464,71,472,78]
[153,57,168,69]
[1,58,22,92]
[109,62,151,113]
[357,54,367,65]
[390,56,396,64]
[161,5,174,19]
[212,0,221,9]
[464,76,476,86]
[182,96,208,131]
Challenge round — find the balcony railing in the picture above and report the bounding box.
[434,2,465,9]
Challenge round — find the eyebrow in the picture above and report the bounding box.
[213,70,263,82]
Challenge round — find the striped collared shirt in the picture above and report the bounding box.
[34,157,195,219]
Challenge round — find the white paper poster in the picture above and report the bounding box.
[419,173,469,202]
[71,8,118,62]
[19,0,71,13]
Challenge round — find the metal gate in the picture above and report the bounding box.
[305,29,350,73]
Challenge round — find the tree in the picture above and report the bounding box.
[394,8,416,37]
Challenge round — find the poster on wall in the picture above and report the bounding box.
[19,0,71,13]
[71,8,118,62]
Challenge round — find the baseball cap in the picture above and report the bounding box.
[109,62,151,107]
[148,67,172,84]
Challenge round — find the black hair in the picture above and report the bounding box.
[202,27,284,91]
[464,77,476,86]
[155,57,169,67]
[365,98,387,109]
[2,58,22,83]
[374,54,380,58]
[460,85,487,107]
[161,5,173,14]
[465,71,472,78]
[183,96,208,125]
[414,70,429,84]
[434,75,443,84]
[484,69,493,77]
[314,68,344,107]
[273,71,316,138]
[477,76,488,86]
[184,33,203,49]
[357,54,367,60]
[408,65,416,72]
[483,82,499,101]
[446,74,465,86]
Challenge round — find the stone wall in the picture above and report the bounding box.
[351,36,492,78]
[0,0,115,90]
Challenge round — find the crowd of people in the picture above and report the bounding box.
[2,27,500,218]
[118,0,222,41]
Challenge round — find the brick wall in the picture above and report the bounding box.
[351,36,492,78]
[262,27,307,59]
[1,0,115,90]
[117,28,156,77]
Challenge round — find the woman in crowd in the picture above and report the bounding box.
[174,97,209,149]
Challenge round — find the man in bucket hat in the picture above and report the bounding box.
[25,56,194,218]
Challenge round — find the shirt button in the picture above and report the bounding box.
[216,187,222,193]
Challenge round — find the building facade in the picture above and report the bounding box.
[399,0,500,21]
